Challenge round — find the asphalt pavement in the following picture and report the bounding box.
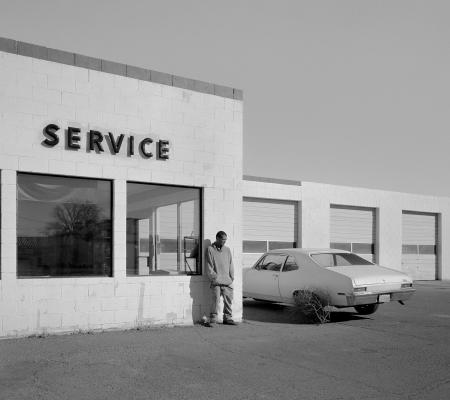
[1,281,449,400]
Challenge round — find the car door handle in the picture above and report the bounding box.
[272,274,278,278]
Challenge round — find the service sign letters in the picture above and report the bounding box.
[42,124,170,160]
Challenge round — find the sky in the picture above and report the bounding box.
[1,0,449,196]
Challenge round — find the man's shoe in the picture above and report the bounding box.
[201,315,216,327]
[223,319,238,326]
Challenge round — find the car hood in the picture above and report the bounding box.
[329,265,412,286]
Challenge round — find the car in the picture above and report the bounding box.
[243,248,416,315]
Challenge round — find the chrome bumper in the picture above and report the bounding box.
[346,288,416,306]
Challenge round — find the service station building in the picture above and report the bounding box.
[1,38,449,338]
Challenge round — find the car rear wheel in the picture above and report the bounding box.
[354,303,379,315]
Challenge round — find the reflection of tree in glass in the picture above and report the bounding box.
[45,201,106,273]
[47,201,101,239]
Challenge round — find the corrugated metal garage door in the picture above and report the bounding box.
[330,205,376,262]
[402,211,438,280]
[243,198,298,269]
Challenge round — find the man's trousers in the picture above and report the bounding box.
[210,284,233,321]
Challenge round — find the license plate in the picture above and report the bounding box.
[379,294,391,303]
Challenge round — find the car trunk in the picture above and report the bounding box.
[329,265,409,286]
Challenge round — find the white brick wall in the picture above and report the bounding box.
[242,179,450,280]
[4,47,448,338]
[0,50,243,337]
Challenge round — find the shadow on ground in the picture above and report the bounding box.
[243,299,369,324]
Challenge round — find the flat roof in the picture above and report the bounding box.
[243,175,302,186]
[0,36,242,100]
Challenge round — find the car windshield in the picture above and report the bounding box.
[310,252,373,268]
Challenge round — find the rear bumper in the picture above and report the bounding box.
[345,288,416,306]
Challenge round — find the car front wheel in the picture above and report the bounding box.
[354,303,379,315]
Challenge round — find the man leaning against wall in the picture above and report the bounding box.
[205,231,237,326]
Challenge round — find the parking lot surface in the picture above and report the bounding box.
[1,281,449,400]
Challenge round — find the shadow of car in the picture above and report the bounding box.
[243,298,368,324]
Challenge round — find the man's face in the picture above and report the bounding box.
[216,235,227,248]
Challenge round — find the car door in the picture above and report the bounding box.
[278,255,305,303]
[244,253,287,301]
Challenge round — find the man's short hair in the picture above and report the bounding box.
[216,231,227,239]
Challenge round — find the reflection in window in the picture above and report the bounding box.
[352,243,374,254]
[17,173,112,277]
[311,253,334,268]
[282,256,299,272]
[243,240,267,253]
[331,242,374,254]
[402,244,436,255]
[310,252,373,268]
[256,254,286,271]
[268,241,296,250]
[330,242,351,252]
[127,183,201,276]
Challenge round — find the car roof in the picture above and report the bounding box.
[268,248,351,255]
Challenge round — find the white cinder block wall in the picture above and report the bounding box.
[243,179,450,280]
[301,182,450,280]
[2,38,450,338]
[0,46,243,337]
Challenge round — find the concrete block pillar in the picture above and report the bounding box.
[301,182,330,248]
[297,200,303,247]
[1,170,17,282]
[439,211,450,280]
[113,179,127,278]
[377,202,402,271]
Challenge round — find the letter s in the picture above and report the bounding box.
[42,124,60,147]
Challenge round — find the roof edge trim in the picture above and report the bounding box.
[0,36,243,100]
[243,175,302,186]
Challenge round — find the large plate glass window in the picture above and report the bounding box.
[127,182,201,276]
[17,173,112,277]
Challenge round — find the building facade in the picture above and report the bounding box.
[243,177,450,282]
[0,38,243,337]
[1,38,449,338]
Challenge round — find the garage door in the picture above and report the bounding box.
[402,211,438,280]
[243,198,298,269]
[330,205,376,262]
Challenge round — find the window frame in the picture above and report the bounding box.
[310,252,373,268]
[16,171,114,279]
[126,180,203,277]
[281,255,300,272]
[254,253,288,272]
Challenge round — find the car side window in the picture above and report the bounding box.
[282,256,299,272]
[310,253,334,268]
[256,254,286,271]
